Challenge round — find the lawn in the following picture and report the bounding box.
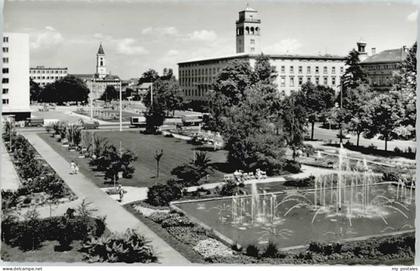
[1,241,83,263]
[39,130,230,188]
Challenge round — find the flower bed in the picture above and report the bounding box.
[2,135,76,210]
[193,239,233,258]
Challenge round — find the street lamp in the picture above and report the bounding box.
[339,83,343,144]
[119,81,122,132]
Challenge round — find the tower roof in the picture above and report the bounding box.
[97,43,105,55]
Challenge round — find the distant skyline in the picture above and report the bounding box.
[4,0,417,80]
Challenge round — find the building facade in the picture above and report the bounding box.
[73,44,121,100]
[2,33,31,121]
[178,6,346,101]
[30,66,68,87]
[360,46,407,91]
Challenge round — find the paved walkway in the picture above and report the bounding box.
[23,133,189,265]
[1,142,20,191]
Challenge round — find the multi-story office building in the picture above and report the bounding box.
[178,6,346,101]
[360,46,408,91]
[29,66,68,87]
[2,33,31,121]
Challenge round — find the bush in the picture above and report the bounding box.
[283,160,301,173]
[262,241,279,258]
[283,175,315,188]
[146,182,182,206]
[81,229,158,263]
[382,172,399,183]
[246,244,260,258]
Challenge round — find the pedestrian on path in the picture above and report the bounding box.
[118,185,124,202]
[70,160,76,174]
[75,163,79,174]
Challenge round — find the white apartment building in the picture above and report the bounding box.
[30,66,68,87]
[2,33,31,121]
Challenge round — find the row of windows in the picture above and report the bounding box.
[180,67,221,77]
[280,65,344,74]
[30,69,67,74]
[280,76,339,87]
[31,75,63,80]
[180,77,215,87]
[365,64,399,71]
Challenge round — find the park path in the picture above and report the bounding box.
[23,132,189,265]
[1,141,20,191]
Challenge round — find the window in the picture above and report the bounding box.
[281,66,285,73]
[332,67,336,74]
[3,58,8,63]
[332,77,336,86]
[2,68,8,74]
[323,76,328,85]
[290,76,295,87]
[298,77,303,86]
[250,39,255,44]
[290,66,294,73]
[2,47,8,53]
[2,78,9,84]
[280,76,286,87]
[3,37,8,43]
[2,99,9,105]
[298,66,303,73]
[323,67,328,74]
[250,47,255,52]
[307,77,311,83]
[307,66,311,74]
[315,66,319,73]
[315,77,320,85]
[340,67,344,73]
[3,88,9,94]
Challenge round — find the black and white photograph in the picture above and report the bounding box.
[0,0,418,268]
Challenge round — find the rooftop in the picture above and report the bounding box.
[362,48,407,64]
[97,43,105,55]
[178,53,346,65]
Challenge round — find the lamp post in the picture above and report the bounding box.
[339,84,343,144]
[119,81,122,132]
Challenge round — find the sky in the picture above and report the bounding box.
[3,0,418,80]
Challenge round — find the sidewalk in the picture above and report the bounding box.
[23,133,189,265]
[1,141,20,191]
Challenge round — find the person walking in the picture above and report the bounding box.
[70,161,76,174]
[119,185,124,202]
[75,163,79,174]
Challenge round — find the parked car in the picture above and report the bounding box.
[130,116,146,128]
[81,120,99,129]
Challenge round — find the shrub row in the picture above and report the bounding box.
[2,135,74,209]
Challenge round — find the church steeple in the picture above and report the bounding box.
[96,43,107,79]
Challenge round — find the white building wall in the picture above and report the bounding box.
[2,33,30,115]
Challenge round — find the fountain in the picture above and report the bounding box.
[173,144,415,249]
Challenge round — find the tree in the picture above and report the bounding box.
[340,85,373,146]
[30,78,42,102]
[299,82,335,140]
[99,85,119,102]
[39,75,90,104]
[341,49,368,92]
[138,69,159,85]
[364,92,407,151]
[280,92,307,159]
[143,78,184,116]
[145,105,166,134]
[160,68,174,80]
[154,149,164,178]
